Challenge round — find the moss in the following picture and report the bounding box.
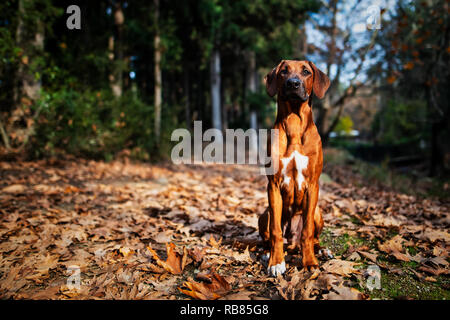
[401,261,420,269]
[367,271,450,300]
[349,216,363,226]
[351,158,448,201]
[406,246,419,256]
[321,228,450,300]
[319,228,370,256]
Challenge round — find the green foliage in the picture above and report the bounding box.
[372,99,428,145]
[323,148,355,166]
[31,89,165,160]
[0,27,18,103]
[354,158,412,195]
[0,0,322,160]
[368,0,449,174]
[0,27,17,66]
[335,115,354,135]
[248,90,275,120]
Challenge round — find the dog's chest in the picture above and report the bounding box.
[280,150,309,190]
[280,114,310,190]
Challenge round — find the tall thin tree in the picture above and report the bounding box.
[110,1,124,97]
[210,48,222,131]
[154,0,162,143]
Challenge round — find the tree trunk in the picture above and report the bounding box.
[246,51,258,153]
[154,0,162,142]
[15,0,43,104]
[210,49,222,130]
[110,2,124,97]
[221,78,228,130]
[183,71,191,130]
[314,0,337,144]
[6,0,44,150]
[316,95,331,138]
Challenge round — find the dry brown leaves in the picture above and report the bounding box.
[147,243,188,274]
[0,158,448,300]
[321,259,360,277]
[179,272,231,300]
[322,161,450,291]
[277,266,366,300]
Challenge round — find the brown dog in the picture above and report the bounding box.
[258,60,331,276]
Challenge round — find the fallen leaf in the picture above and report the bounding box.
[188,247,206,263]
[220,290,254,300]
[119,247,134,258]
[231,246,251,262]
[321,259,360,277]
[418,266,449,276]
[178,272,231,300]
[432,245,448,258]
[64,185,81,194]
[426,256,449,267]
[420,228,450,243]
[346,252,361,261]
[208,235,222,248]
[147,243,188,275]
[30,285,61,299]
[378,235,412,261]
[323,285,365,300]
[2,184,26,194]
[358,251,378,263]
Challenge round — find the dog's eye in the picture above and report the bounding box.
[280,68,288,75]
[302,69,311,76]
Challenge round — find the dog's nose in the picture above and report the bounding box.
[287,78,301,89]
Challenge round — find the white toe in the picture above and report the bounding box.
[319,248,334,260]
[268,261,286,277]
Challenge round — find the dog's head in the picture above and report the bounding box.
[264,60,330,102]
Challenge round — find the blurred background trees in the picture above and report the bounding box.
[0,0,448,179]
[369,0,449,177]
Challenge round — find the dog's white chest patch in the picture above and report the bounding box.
[280,150,309,190]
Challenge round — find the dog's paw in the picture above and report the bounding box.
[267,261,286,277]
[318,248,334,260]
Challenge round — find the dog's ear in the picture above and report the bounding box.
[264,65,279,97]
[308,61,330,99]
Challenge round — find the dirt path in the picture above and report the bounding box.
[0,159,448,299]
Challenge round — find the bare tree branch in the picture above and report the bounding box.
[324,29,379,136]
[0,116,11,150]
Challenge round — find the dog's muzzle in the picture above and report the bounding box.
[283,77,308,101]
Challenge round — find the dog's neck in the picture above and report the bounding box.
[275,98,313,123]
[275,97,315,142]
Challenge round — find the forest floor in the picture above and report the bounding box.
[0,150,449,300]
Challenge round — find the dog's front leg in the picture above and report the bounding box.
[267,181,285,276]
[301,184,319,270]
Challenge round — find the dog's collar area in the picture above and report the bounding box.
[279,96,309,104]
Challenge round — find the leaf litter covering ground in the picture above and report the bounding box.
[0,159,449,300]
